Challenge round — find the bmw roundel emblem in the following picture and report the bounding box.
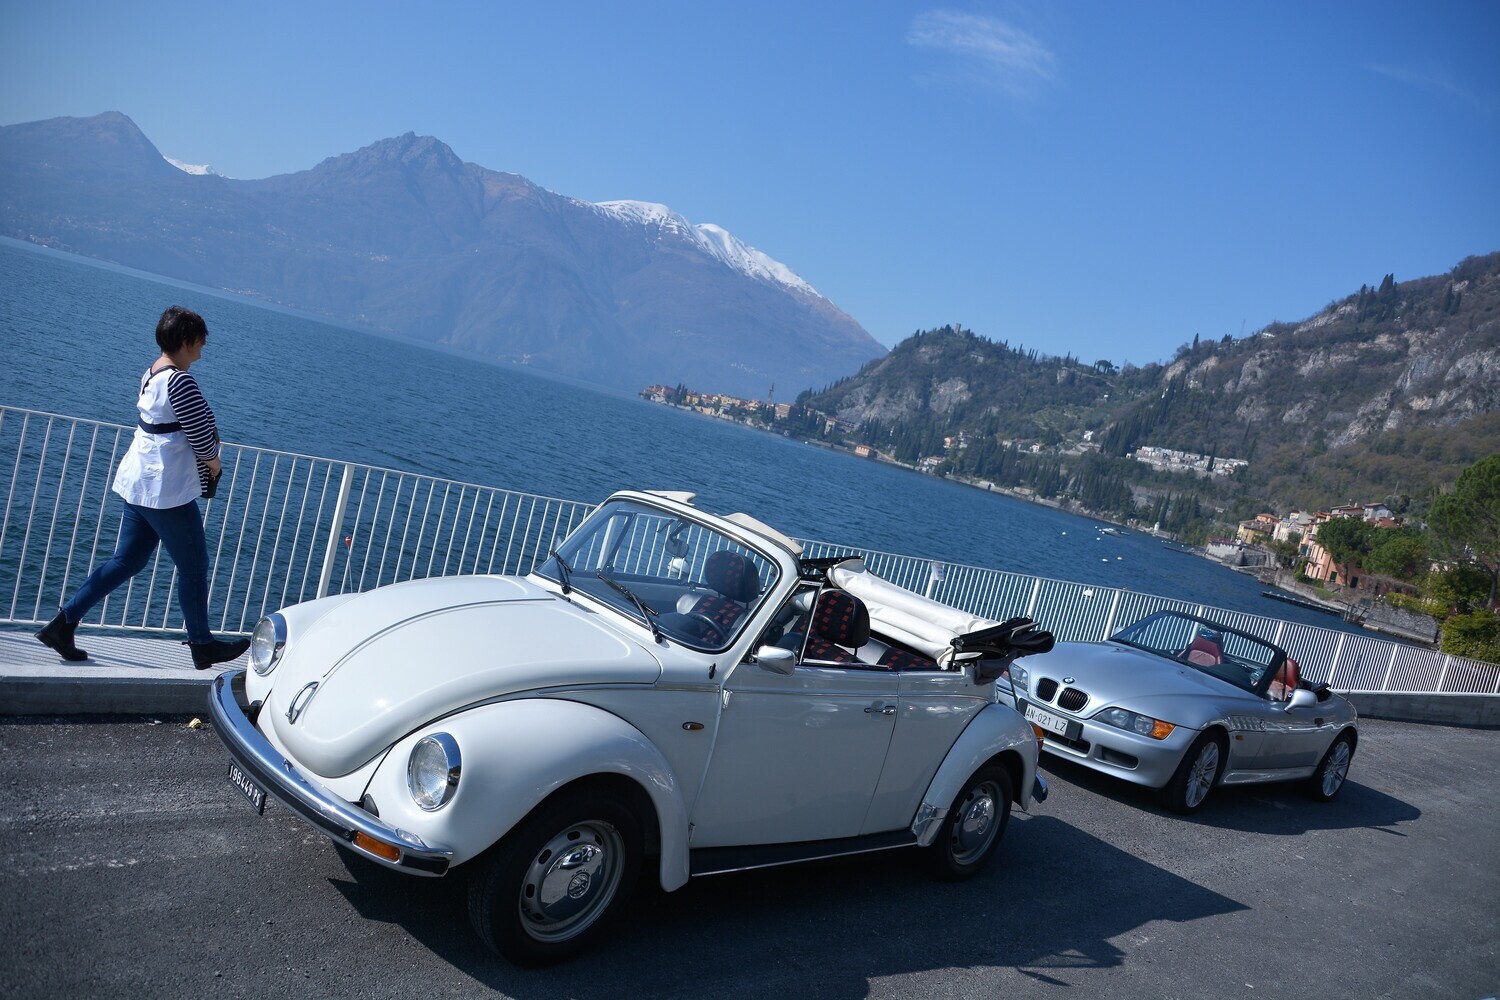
[1062,676,1075,684]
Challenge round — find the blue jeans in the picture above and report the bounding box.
[63,499,212,643]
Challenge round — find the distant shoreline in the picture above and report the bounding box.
[644,397,1168,537]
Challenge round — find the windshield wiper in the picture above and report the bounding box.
[549,550,573,595]
[596,570,663,644]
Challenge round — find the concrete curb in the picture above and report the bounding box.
[1344,691,1500,728]
[1,675,214,716]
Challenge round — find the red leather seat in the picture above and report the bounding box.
[1270,657,1301,700]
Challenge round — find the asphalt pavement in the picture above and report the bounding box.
[0,715,1495,999]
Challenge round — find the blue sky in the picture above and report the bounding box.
[3,1,1497,366]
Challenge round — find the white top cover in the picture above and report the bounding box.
[828,559,1000,664]
[113,370,200,508]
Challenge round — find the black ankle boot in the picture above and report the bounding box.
[36,611,89,661]
[187,637,251,671]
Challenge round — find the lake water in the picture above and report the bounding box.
[0,238,1351,632]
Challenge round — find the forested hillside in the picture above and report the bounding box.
[799,252,1500,536]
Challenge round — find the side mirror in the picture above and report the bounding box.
[1285,689,1318,711]
[752,645,797,675]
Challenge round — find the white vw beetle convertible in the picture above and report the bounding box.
[210,490,1054,965]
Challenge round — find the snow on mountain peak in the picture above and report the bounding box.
[164,156,220,176]
[593,199,818,299]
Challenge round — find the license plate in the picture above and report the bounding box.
[1025,703,1071,736]
[227,761,267,815]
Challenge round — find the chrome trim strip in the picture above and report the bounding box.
[689,831,917,877]
[208,670,453,876]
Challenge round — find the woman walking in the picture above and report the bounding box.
[36,306,250,669]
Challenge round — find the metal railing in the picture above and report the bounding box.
[3,404,1497,695]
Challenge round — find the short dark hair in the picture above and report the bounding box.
[156,306,208,353]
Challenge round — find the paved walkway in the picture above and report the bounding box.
[0,625,243,714]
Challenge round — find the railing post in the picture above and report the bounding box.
[317,464,356,599]
[1380,645,1398,692]
[1024,578,1041,618]
[1331,633,1347,689]
[1102,590,1121,639]
[1435,655,1451,694]
[924,561,945,599]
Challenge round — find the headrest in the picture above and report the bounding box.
[1277,658,1300,686]
[812,590,870,648]
[705,550,759,603]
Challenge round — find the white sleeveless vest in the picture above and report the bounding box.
[113,368,201,509]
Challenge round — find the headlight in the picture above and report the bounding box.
[407,733,461,811]
[1094,707,1176,740]
[249,614,287,676]
[1008,664,1030,693]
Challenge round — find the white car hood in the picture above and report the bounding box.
[262,575,662,777]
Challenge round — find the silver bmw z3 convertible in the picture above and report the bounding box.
[1002,609,1358,814]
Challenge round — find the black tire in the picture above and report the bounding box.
[1160,731,1225,815]
[467,787,642,967]
[922,764,1014,881]
[1304,731,1355,802]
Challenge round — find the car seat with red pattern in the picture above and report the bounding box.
[804,589,870,663]
[877,647,939,670]
[687,550,760,640]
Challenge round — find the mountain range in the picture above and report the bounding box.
[802,252,1500,521]
[0,112,884,398]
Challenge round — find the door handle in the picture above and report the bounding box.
[865,705,896,716]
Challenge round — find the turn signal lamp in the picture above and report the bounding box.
[1150,720,1176,740]
[352,832,400,863]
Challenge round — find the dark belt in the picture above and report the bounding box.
[138,418,183,434]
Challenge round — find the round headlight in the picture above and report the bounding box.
[249,614,287,676]
[407,733,461,811]
[1008,664,1030,693]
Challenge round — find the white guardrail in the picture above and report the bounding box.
[3,405,1498,695]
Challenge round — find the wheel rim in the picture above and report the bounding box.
[518,820,626,943]
[1184,741,1220,809]
[949,780,1002,865]
[1322,740,1351,797]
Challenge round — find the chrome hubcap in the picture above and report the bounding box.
[1185,742,1219,808]
[950,780,1001,865]
[518,820,624,943]
[1322,741,1351,796]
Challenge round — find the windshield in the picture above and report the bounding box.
[536,499,779,650]
[1109,611,1280,693]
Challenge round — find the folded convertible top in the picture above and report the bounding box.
[827,558,1002,664]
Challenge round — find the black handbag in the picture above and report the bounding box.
[202,466,222,500]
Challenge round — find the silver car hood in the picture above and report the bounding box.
[1027,641,1250,721]
[261,575,662,777]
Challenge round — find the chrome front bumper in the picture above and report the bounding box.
[208,670,453,876]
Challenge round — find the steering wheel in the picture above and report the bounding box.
[686,612,728,644]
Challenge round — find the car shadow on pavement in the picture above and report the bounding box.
[327,813,1246,998]
[1040,757,1421,835]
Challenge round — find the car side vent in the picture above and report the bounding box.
[1058,687,1088,712]
[1036,678,1058,701]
